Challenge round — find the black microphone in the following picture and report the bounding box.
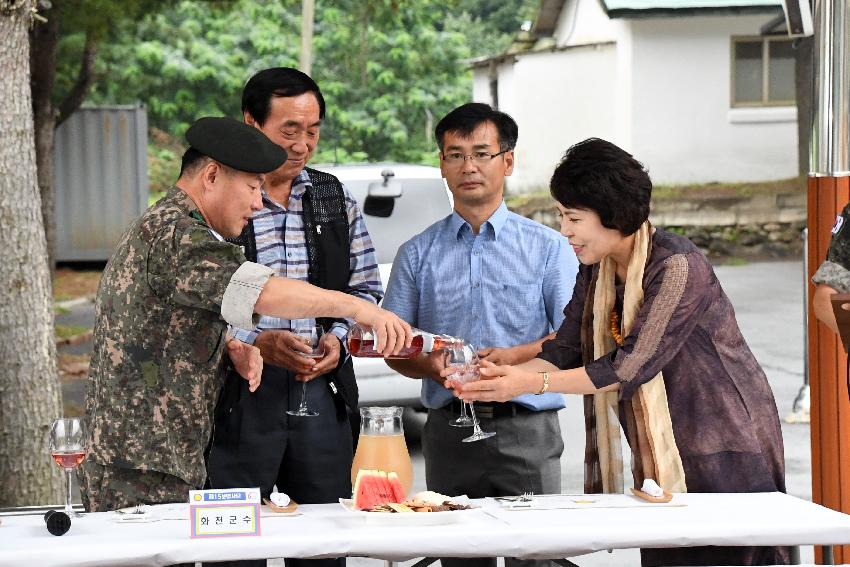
[44,510,71,536]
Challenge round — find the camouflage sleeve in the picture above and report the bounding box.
[813,204,850,292]
[167,223,255,314]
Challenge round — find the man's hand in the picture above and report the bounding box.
[478,346,521,366]
[295,334,342,383]
[350,301,413,356]
[254,330,316,374]
[226,338,263,392]
[423,350,448,384]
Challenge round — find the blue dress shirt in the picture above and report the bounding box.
[382,201,578,410]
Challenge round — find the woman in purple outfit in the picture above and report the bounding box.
[453,138,789,566]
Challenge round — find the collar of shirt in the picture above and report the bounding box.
[261,169,311,210]
[175,188,223,241]
[448,201,510,242]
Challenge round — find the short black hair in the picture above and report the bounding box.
[179,147,211,177]
[434,103,518,152]
[549,138,652,236]
[242,67,326,125]
[179,148,235,178]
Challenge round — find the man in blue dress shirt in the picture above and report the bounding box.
[382,103,578,567]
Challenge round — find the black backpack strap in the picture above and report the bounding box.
[302,168,359,414]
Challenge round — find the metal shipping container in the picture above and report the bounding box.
[54,105,149,262]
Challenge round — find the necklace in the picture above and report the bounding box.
[610,308,625,346]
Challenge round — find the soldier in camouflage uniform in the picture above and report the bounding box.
[813,204,850,334]
[80,117,412,513]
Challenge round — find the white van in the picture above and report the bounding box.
[314,163,453,408]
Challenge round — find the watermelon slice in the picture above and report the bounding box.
[353,469,404,510]
[375,470,396,503]
[387,472,406,502]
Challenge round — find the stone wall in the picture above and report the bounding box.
[510,191,807,262]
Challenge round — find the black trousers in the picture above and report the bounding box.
[206,365,353,567]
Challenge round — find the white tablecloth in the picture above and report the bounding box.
[2,493,850,567]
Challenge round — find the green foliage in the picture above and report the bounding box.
[453,0,540,58]
[87,1,300,137]
[58,0,538,165]
[148,145,180,195]
[312,0,471,163]
[50,0,173,108]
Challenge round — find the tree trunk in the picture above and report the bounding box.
[30,4,58,273]
[30,3,98,273]
[0,0,64,506]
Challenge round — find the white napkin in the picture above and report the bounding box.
[641,479,664,498]
[270,492,291,507]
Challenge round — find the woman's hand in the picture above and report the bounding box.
[449,360,539,403]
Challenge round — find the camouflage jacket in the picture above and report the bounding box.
[813,202,850,293]
[85,186,272,487]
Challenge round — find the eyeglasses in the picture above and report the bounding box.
[442,149,509,166]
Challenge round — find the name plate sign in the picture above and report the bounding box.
[189,488,261,538]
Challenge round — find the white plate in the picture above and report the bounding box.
[338,498,475,526]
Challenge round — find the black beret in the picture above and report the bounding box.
[186,117,286,173]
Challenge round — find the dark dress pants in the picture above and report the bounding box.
[423,405,563,567]
[206,364,353,567]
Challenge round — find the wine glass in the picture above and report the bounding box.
[49,417,87,517]
[445,348,474,428]
[448,400,474,428]
[287,324,325,417]
[445,345,496,442]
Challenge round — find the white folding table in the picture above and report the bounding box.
[1,493,849,567]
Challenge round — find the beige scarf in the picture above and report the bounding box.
[590,222,687,493]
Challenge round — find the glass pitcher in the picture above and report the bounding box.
[350,406,414,497]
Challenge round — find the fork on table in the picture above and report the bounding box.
[495,492,534,507]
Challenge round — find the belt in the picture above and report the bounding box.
[446,399,532,419]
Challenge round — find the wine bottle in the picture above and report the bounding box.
[347,324,463,359]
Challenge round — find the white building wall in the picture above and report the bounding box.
[471,69,490,105]
[556,0,618,46]
[474,44,618,193]
[627,14,798,184]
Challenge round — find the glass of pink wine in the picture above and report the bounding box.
[445,345,496,443]
[49,417,87,517]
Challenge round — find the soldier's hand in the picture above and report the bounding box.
[254,330,317,374]
[350,301,412,357]
[295,334,341,383]
[226,338,263,392]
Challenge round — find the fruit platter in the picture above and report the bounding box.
[341,469,475,525]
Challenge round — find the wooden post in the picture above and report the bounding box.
[808,176,850,563]
[808,0,850,561]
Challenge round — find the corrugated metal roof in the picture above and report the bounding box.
[604,0,781,9]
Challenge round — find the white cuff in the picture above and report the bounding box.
[221,262,275,329]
